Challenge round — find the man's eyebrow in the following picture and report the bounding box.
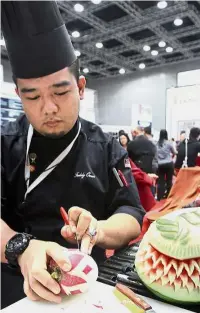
[20,88,37,93]
[52,81,71,88]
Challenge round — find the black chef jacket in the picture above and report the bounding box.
[175,139,200,169]
[1,115,144,308]
[128,135,157,174]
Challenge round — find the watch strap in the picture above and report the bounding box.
[5,233,36,268]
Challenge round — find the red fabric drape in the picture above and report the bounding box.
[129,159,156,212]
[106,160,156,258]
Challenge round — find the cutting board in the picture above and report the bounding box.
[1,281,195,313]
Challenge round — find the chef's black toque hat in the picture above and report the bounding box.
[1,1,76,79]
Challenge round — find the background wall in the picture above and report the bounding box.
[87,59,200,131]
[2,57,200,132]
[1,58,13,83]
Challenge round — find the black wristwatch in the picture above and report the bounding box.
[5,233,36,268]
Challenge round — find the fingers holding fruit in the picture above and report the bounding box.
[18,240,71,303]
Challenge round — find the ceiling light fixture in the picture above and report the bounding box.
[74,3,84,12]
[166,46,173,53]
[174,18,183,26]
[158,41,166,48]
[157,1,168,9]
[75,50,81,57]
[96,42,103,49]
[119,68,126,75]
[91,0,102,4]
[143,45,151,52]
[139,63,146,69]
[83,68,89,74]
[151,50,158,56]
[72,31,80,38]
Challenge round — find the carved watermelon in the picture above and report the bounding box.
[135,208,200,304]
[48,249,98,296]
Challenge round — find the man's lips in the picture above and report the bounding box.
[44,120,61,127]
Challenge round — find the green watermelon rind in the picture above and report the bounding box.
[142,282,200,305]
[135,266,200,304]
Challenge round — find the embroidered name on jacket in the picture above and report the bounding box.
[74,172,96,179]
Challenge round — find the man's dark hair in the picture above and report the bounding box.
[189,127,200,140]
[119,129,125,136]
[13,58,80,86]
[180,130,186,135]
[144,126,152,135]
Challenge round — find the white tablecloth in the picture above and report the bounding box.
[1,281,196,313]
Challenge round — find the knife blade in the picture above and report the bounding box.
[60,206,80,250]
[116,283,157,313]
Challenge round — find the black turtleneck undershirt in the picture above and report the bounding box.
[28,120,79,184]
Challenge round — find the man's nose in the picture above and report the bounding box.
[43,98,58,114]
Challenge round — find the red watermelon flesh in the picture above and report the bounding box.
[68,253,84,269]
[47,250,97,296]
[48,258,86,285]
[137,243,200,293]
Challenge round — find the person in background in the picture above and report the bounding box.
[157,129,176,200]
[144,126,158,196]
[144,126,154,142]
[120,128,157,208]
[128,126,158,174]
[180,130,186,142]
[170,138,178,163]
[119,129,125,135]
[119,132,130,150]
[177,130,186,147]
[171,138,177,153]
[131,128,137,140]
[175,127,200,169]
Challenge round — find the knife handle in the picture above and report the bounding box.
[116,283,152,310]
[60,207,69,225]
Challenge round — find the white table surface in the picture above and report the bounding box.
[2,281,196,313]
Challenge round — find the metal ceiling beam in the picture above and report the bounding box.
[64,3,190,44]
[2,1,200,78]
[86,1,113,14]
[187,8,200,28]
[88,54,200,81]
[114,1,143,20]
[59,2,107,31]
[80,62,108,76]
[75,43,136,71]
[61,1,164,65]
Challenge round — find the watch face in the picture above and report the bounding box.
[5,233,35,267]
[5,233,31,263]
[6,234,27,252]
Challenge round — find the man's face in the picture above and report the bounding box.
[16,67,86,137]
[180,133,186,142]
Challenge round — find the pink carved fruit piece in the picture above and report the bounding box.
[48,249,98,296]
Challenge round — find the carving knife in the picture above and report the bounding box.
[116,283,157,313]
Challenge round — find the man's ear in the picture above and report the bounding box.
[15,87,19,97]
[78,76,86,100]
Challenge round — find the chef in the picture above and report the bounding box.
[1,1,145,309]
